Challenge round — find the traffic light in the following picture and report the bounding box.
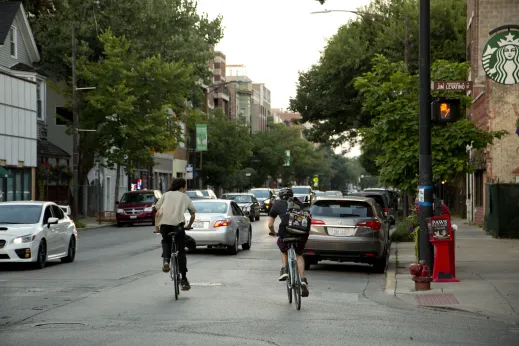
[431,99,460,123]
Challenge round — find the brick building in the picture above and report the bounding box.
[205,51,237,120]
[465,0,519,224]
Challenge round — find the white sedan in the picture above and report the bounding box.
[0,201,78,269]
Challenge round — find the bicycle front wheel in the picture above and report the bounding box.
[286,264,292,304]
[171,256,179,300]
[293,259,301,310]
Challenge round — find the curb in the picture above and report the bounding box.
[78,223,116,231]
[385,242,397,295]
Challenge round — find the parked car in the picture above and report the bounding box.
[325,190,343,197]
[291,186,314,204]
[116,190,162,227]
[221,193,260,221]
[200,189,217,199]
[184,199,252,255]
[364,187,399,212]
[185,190,209,199]
[314,191,326,197]
[248,188,275,213]
[303,196,390,272]
[348,191,395,225]
[0,201,78,269]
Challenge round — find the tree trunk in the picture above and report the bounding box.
[114,163,121,212]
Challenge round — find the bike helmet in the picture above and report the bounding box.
[278,188,294,200]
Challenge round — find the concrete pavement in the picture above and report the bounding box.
[387,217,519,321]
[1,216,518,345]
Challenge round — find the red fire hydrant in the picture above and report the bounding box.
[409,260,432,291]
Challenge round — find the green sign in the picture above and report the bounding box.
[482,30,519,85]
[283,150,290,166]
[196,124,208,151]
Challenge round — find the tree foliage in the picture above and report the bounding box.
[354,55,507,192]
[200,109,253,189]
[289,0,467,146]
[76,29,191,173]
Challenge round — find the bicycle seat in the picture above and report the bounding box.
[282,237,305,243]
[167,232,177,237]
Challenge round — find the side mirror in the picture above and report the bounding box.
[47,217,59,227]
[115,201,119,205]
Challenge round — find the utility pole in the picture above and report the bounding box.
[418,0,434,270]
[72,23,79,222]
[402,15,410,217]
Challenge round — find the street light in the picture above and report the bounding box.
[311,9,409,70]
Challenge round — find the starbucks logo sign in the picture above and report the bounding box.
[482,30,519,85]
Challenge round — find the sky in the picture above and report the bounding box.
[196,0,371,156]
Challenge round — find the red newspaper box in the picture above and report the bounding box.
[427,215,460,283]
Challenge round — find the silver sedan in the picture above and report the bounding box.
[184,199,252,255]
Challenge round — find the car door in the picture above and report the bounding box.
[41,205,59,256]
[374,203,389,243]
[231,202,245,243]
[51,204,69,254]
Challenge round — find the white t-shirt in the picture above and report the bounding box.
[155,191,196,226]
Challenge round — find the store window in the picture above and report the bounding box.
[2,168,32,202]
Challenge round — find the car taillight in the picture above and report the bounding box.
[214,220,231,228]
[356,221,381,230]
[311,219,325,225]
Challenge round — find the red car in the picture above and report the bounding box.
[116,190,162,227]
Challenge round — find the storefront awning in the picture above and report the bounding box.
[37,139,71,159]
[0,166,12,178]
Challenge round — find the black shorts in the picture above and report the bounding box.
[277,236,308,255]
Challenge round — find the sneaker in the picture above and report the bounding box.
[279,267,288,281]
[181,278,191,291]
[162,259,170,273]
[301,277,309,297]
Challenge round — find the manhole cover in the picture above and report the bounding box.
[415,293,459,306]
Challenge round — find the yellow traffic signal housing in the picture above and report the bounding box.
[431,99,460,123]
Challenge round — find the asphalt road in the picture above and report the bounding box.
[0,216,517,345]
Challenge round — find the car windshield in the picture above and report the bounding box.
[250,190,269,198]
[120,193,155,204]
[223,195,252,203]
[186,191,201,197]
[0,205,42,224]
[200,190,209,196]
[292,187,310,194]
[310,200,373,218]
[192,201,228,214]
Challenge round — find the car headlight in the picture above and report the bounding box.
[264,199,270,204]
[144,207,153,212]
[12,234,35,244]
[116,208,125,214]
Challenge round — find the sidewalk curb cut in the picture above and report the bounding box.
[385,242,397,295]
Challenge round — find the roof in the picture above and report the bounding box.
[37,139,71,158]
[10,62,48,76]
[0,1,20,44]
[0,2,39,62]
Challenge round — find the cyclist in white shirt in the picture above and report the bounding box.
[154,178,196,290]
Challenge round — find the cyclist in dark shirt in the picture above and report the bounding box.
[267,187,309,297]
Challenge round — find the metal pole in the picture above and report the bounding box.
[72,23,79,222]
[402,15,410,217]
[418,0,433,270]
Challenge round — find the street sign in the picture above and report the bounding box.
[186,164,193,172]
[186,172,193,180]
[432,81,472,91]
[313,177,319,183]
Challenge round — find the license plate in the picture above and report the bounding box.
[130,216,137,219]
[328,227,356,236]
[192,222,206,229]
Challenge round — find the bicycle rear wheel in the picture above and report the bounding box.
[170,242,180,300]
[286,262,292,304]
[293,259,301,310]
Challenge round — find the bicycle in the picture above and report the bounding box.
[283,237,304,310]
[155,225,191,300]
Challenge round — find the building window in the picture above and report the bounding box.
[176,172,183,178]
[56,106,73,125]
[37,81,46,120]
[475,171,484,207]
[1,168,32,201]
[10,26,17,58]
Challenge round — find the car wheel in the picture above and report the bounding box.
[373,249,388,273]
[61,236,76,263]
[242,227,252,250]
[34,240,47,269]
[227,232,239,255]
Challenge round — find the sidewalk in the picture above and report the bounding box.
[387,217,519,321]
[77,216,115,230]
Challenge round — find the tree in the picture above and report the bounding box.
[76,30,192,209]
[200,109,253,189]
[354,55,507,193]
[289,0,467,146]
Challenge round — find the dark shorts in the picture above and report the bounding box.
[277,236,308,255]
